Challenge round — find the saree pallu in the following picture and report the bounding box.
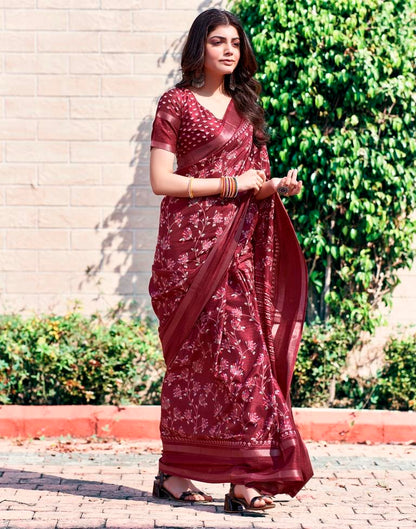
[149,88,313,496]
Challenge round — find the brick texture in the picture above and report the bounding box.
[0,0,414,332]
[0,439,415,529]
[0,0,224,314]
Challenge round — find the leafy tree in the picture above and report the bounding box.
[233,0,416,331]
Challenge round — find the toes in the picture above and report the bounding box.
[252,497,267,508]
[195,493,210,502]
[189,491,212,502]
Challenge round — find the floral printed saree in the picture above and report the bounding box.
[149,87,313,496]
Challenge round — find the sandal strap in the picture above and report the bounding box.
[179,490,203,501]
[249,495,267,508]
[156,474,210,502]
[155,472,171,485]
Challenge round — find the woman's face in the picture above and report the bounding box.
[204,24,241,78]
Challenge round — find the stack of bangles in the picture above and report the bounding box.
[220,176,239,198]
[187,175,239,199]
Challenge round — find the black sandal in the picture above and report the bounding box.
[224,484,275,513]
[152,472,213,503]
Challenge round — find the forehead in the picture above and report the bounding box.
[207,24,239,39]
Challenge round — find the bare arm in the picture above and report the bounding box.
[255,169,303,200]
[150,148,222,197]
[150,148,266,198]
[254,179,278,200]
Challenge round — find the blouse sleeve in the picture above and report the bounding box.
[150,89,182,154]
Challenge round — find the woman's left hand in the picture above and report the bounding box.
[272,169,303,196]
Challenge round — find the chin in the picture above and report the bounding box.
[219,66,235,75]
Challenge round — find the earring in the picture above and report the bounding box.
[191,71,205,88]
[229,73,236,91]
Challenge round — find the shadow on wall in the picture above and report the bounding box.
[80,0,226,317]
[79,115,157,317]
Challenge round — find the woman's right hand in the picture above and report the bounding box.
[237,169,266,194]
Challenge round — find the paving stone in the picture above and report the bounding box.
[0,440,415,529]
[105,519,155,529]
[0,510,34,520]
[7,522,58,529]
[57,521,106,529]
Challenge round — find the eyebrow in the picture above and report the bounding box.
[208,35,240,40]
[208,35,240,42]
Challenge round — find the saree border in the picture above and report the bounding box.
[159,197,250,368]
[158,463,304,488]
[178,99,244,170]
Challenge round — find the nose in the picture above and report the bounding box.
[224,43,233,55]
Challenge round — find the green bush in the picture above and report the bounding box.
[1,313,414,410]
[0,313,164,405]
[291,318,358,406]
[234,0,416,331]
[337,330,416,410]
[375,332,416,410]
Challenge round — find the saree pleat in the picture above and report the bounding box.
[160,198,250,369]
[149,87,313,496]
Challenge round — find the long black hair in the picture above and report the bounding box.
[176,9,268,145]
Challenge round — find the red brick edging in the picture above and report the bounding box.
[0,405,414,443]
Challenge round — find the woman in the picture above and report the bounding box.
[149,8,313,512]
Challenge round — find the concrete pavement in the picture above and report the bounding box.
[0,438,415,529]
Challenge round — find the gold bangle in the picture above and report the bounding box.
[188,176,194,198]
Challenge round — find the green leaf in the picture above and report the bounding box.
[234,0,416,333]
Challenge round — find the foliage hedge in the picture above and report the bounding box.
[0,313,164,405]
[233,0,416,331]
[292,318,358,407]
[0,313,414,410]
[336,330,416,411]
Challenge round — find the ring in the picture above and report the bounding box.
[277,185,289,196]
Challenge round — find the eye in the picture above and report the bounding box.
[233,41,240,48]
[211,40,222,46]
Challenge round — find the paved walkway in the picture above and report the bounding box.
[0,438,415,529]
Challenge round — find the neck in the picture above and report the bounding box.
[198,73,226,96]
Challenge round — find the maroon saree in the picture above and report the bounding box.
[149,87,313,496]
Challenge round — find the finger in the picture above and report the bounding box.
[290,182,302,195]
[255,171,264,183]
[288,169,298,186]
[291,169,299,185]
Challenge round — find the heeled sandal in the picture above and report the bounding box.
[224,483,275,513]
[152,472,213,503]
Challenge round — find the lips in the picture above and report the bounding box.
[220,60,235,65]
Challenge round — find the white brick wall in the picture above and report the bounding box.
[0,0,226,314]
[0,0,415,327]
